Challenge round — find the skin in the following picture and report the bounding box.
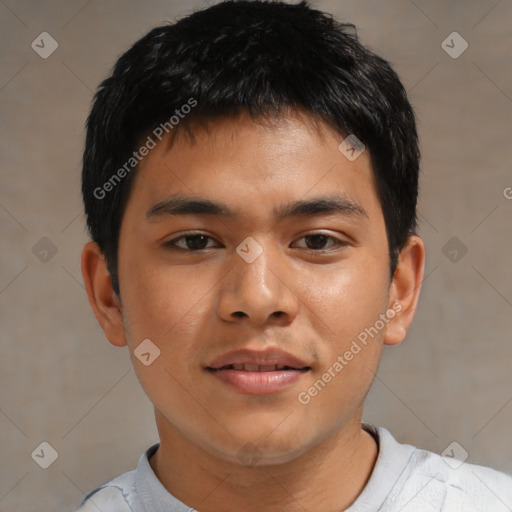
[81,111,425,512]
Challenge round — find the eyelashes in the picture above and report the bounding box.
[163,232,349,252]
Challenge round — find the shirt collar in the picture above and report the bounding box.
[132,423,417,512]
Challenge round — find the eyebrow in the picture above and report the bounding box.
[146,194,368,221]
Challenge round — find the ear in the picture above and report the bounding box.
[80,241,127,347]
[384,235,425,346]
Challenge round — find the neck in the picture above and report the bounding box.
[149,413,378,512]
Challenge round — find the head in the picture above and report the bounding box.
[81,0,424,465]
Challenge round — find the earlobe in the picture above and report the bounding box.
[384,235,425,346]
[80,241,127,347]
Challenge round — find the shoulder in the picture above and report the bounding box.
[73,443,161,512]
[366,425,512,511]
[75,469,139,512]
[395,442,512,510]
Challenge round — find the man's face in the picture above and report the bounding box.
[115,112,394,464]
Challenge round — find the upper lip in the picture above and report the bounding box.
[207,348,310,370]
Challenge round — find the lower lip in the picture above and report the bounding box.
[208,369,307,395]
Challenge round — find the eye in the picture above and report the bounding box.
[293,233,347,251]
[163,232,347,252]
[164,233,221,251]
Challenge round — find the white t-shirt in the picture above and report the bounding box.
[75,424,512,511]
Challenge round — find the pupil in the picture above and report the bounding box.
[187,235,208,250]
[306,234,327,249]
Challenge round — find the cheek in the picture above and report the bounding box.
[299,255,390,343]
[120,262,214,414]
[296,264,388,424]
[119,259,216,386]
[120,259,211,341]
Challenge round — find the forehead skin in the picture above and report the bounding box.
[120,112,388,271]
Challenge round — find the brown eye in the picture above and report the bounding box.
[293,234,344,251]
[304,234,330,250]
[165,234,219,251]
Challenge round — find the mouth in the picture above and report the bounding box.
[210,363,310,372]
[206,348,311,395]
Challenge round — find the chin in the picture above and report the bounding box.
[179,417,310,465]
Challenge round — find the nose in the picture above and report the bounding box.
[216,241,299,326]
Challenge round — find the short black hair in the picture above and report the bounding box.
[82,0,420,297]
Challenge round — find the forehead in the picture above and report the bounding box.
[125,111,382,226]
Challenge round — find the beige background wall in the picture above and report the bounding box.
[1,0,511,510]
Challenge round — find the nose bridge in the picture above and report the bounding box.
[238,241,275,295]
[218,237,298,324]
